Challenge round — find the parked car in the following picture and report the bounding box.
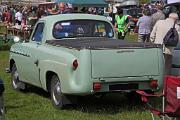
[123,8,142,20]
[123,8,142,31]
[9,14,164,109]
[163,2,180,19]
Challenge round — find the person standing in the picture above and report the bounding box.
[47,2,67,15]
[150,13,180,75]
[151,4,165,30]
[37,7,45,19]
[58,2,67,14]
[137,9,152,43]
[111,5,117,26]
[114,7,129,39]
[15,8,23,28]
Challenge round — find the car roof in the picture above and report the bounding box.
[40,14,110,23]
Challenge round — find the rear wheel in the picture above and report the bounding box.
[50,75,64,109]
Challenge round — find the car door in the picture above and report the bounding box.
[21,22,45,87]
[172,44,180,76]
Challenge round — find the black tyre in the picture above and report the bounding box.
[11,64,26,91]
[50,75,64,109]
[126,91,142,105]
[0,95,5,120]
[94,93,107,99]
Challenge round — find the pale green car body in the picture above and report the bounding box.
[9,14,164,95]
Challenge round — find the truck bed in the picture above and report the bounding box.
[46,38,161,50]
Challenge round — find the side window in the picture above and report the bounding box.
[32,23,44,42]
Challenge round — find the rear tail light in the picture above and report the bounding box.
[141,96,148,103]
[72,59,78,70]
[149,80,158,89]
[93,83,102,91]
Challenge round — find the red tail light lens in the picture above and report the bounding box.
[93,83,102,91]
[141,96,148,103]
[72,59,78,70]
[150,80,158,89]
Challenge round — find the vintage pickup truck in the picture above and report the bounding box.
[9,14,164,108]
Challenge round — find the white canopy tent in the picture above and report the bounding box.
[105,0,139,6]
[167,0,180,4]
[1,0,49,5]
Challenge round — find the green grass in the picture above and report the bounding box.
[0,51,162,120]
[0,39,14,51]
[125,32,138,41]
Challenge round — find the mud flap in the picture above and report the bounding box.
[62,95,77,105]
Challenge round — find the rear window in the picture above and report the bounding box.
[53,20,114,39]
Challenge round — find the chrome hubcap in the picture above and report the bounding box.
[12,70,19,88]
[52,82,61,105]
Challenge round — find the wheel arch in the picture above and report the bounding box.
[46,71,59,92]
[10,59,15,71]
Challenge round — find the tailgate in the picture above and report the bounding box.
[91,48,160,79]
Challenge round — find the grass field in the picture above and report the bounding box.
[0,51,162,120]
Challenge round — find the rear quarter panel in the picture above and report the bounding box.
[39,46,95,94]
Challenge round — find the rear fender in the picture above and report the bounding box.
[39,60,68,91]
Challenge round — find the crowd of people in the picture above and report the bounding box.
[112,2,179,75]
[136,4,179,75]
[0,2,105,29]
[0,2,105,41]
[113,3,166,40]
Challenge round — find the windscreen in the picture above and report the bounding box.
[53,20,114,39]
[126,8,142,18]
[163,5,180,18]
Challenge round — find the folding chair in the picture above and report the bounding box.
[136,75,180,120]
